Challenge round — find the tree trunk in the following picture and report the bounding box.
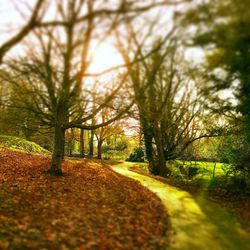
[139,127,143,147]
[89,130,94,157]
[97,140,103,159]
[154,125,170,177]
[142,126,158,175]
[50,125,65,176]
[79,129,85,158]
[69,128,74,156]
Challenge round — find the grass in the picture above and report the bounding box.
[169,160,231,179]
[124,160,237,194]
[125,160,232,180]
[125,160,250,196]
[0,135,49,155]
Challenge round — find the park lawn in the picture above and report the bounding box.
[173,160,231,179]
[124,160,238,196]
[0,148,169,250]
[124,160,232,180]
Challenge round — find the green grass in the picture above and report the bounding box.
[170,160,231,179]
[124,160,249,196]
[0,135,49,155]
[125,159,232,181]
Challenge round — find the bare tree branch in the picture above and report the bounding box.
[0,0,45,64]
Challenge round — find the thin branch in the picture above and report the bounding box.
[0,0,45,64]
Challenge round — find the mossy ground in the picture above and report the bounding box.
[0,135,49,155]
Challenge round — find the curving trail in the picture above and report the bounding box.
[112,163,250,250]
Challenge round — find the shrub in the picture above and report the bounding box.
[187,166,199,179]
[228,176,247,195]
[102,141,128,153]
[126,147,145,162]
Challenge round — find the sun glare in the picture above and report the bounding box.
[88,42,123,74]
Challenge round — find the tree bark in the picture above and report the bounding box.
[69,128,74,156]
[50,125,65,176]
[142,125,158,175]
[97,140,103,159]
[154,125,171,177]
[79,129,85,158]
[89,130,94,157]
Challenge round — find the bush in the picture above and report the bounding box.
[228,176,247,195]
[102,150,127,160]
[217,135,250,189]
[115,141,128,151]
[187,166,199,179]
[208,175,249,196]
[176,164,199,180]
[126,147,145,162]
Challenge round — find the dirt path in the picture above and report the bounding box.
[112,164,250,250]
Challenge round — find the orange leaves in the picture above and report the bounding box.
[0,240,9,250]
[0,149,169,250]
[45,231,57,241]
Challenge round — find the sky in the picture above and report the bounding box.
[0,0,204,74]
[0,0,31,36]
[0,0,125,73]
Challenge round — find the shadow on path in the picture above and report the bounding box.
[112,164,250,250]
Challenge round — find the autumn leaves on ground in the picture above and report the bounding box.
[0,148,169,250]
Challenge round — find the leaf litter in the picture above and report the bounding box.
[0,149,169,250]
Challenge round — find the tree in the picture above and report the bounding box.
[116,19,224,176]
[95,108,124,159]
[66,128,75,156]
[79,129,85,158]
[2,0,174,175]
[0,0,46,137]
[0,0,45,64]
[0,78,53,150]
[115,20,178,176]
[182,0,250,176]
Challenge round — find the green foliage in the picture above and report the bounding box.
[114,141,128,151]
[102,150,128,161]
[216,136,243,164]
[216,135,250,184]
[173,159,249,195]
[187,166,199,179]
[168,160,231,181]
[209,175,249,196]
[127,160,249,195]
[126,147,145,162]
[188,138,220,162]
[183,0,250,190]
[101,140,129,160]
[102,141,128,152]
[228,176,248,195]
[0,135,49,155]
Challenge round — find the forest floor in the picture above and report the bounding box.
[0,148,169,250]
[113,163,250,250]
